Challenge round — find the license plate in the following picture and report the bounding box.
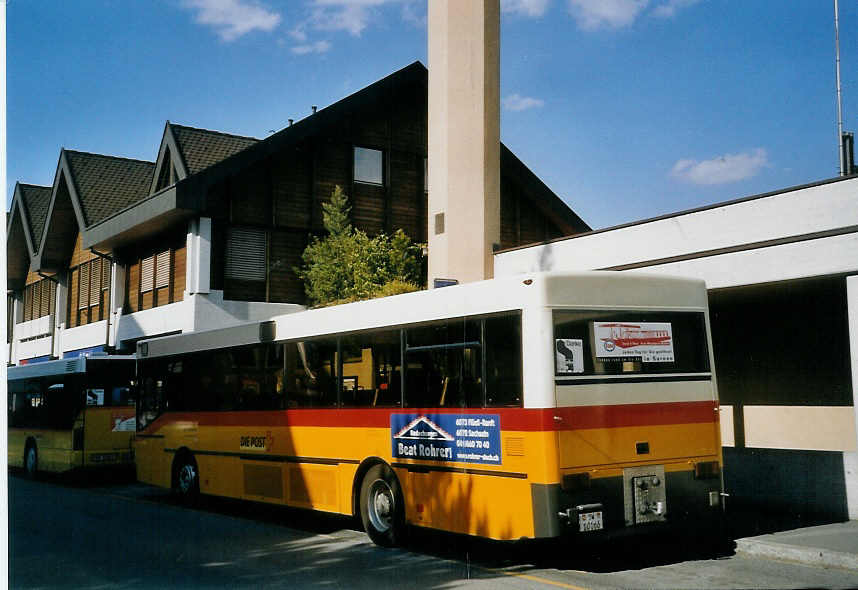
[578,511,604,532]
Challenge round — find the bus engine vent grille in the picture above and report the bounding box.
[505,437,525,456]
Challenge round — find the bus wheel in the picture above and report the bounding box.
[24,443,38,479]
[359,464,405,547]
[172,453,199,503]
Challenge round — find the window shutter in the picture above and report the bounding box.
[24,286,32,321]
[155,250,170,289]
[141,256,155,293]
[79,263,90,310]
[102,259,111,290]
[89,259,102,306]
[225,228,266,281]
[39,280,50,317]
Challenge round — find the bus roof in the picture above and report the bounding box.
[7,355,136,381]
[138,271,708,360]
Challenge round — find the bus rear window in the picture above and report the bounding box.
[553,310,710,376]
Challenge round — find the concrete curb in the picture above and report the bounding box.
[735,538,858,571]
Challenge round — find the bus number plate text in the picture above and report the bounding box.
[578,511,603,532]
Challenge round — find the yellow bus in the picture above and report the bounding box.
[8,355,137,476]
[134,272,724,546]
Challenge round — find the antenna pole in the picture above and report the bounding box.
[835,0,845,175]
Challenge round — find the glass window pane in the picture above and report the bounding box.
[553,310,710,376]
[284,339,339,408]
[354,147,383,185]
[485,314,522,407]
[340,329,402,408]
[404,318,482,408]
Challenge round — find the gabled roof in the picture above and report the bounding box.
[17,183,52,250]
[149,122,259,195]
[64,150,155,227]
[7,183,51,289]
[171,123,259,177]
[84,60,590,249]
[32,149,155,272]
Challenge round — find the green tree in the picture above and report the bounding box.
[296,186,424,306]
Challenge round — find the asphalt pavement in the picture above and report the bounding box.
[9,472,858,588]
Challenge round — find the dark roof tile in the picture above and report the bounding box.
[64,151,155,227]
[18,184,52,249]
[170,124,258,176]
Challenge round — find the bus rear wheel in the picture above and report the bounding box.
[24,443,38,478]
[359,464,405,547]
[172,453,199,503]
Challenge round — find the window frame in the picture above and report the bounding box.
[353,146,385,186]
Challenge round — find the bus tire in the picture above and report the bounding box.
[24,442,38,479]
[359,464,405,547]
[172,452,200,503]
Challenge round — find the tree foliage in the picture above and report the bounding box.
[296,186,424,306]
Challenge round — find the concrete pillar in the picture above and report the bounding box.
[187,217,211,295]
[108,262,126,349]
[52,275,66,358]
[427,0,501,286]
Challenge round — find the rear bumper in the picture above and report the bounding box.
[532,468,723,539]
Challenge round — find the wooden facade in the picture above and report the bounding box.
[204,69,576,304]
[66,233,110,328]
[22,271,56,323]
[121,226,187,314]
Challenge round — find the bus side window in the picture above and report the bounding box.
[340,329,402,408]
[404,319,482,409]
[485,313,523,407]
[285,339,338,408]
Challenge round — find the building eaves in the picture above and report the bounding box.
[63,150,155,227]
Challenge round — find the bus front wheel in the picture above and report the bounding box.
[359,464,405,547]
[172,453,199,503]
[24,443,38,478]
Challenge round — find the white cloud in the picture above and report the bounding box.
[502,0,550,18]
[182,0,281,41]
[503,94,545,111]
[291,40,332,55]
[651,0,700,18]
[567,0,648,30]
[401,1,427,28]
[309,0,392,36]
[670,148,768,185]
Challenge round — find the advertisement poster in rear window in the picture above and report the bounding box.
[593,322,674,362]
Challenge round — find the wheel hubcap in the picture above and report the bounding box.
[26,449,35,472]
[367,479,394,532]
[178,464,196,493]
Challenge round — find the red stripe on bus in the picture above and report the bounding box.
[554,400,718,430]
[140,401,716,435]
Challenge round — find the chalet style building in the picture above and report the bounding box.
[6,62,589,365]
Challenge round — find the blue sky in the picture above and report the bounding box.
[7,0,858,229]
